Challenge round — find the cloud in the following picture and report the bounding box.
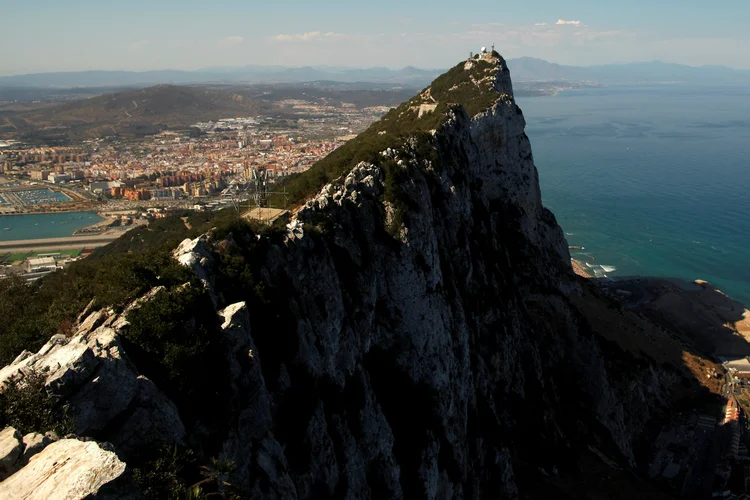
[273,31,349,42]
[218,36,244,47]
[453,22,636,53]
[556,19,582,26]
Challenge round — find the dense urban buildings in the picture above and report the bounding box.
[0,101,389,213]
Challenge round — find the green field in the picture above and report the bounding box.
[34,249,83,258]
[1,248,83,264]
[5,252,29,263]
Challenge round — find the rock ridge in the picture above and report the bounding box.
[0,53,714,499]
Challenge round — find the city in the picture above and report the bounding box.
[0,97,391,278]
[1,2,749,494]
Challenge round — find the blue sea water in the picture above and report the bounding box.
[0,212,104,241]
[518,85,750,305]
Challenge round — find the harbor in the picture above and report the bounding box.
[0,211,106,242]
[0,211,146,277]
[0,181,98,215]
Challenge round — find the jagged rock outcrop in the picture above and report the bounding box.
[0,438,126,499]
[19,432,52,464]
[0,290,185,460]
[173,234,218,305]
[0,427,22,480]
[0,52,709,499]
[187,53,694,498]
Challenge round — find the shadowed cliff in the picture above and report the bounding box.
[0,52,736,499]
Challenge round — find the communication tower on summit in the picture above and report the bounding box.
[252,167,269,208]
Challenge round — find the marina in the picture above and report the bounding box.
[0,188,72,206]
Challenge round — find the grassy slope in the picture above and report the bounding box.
[274,54,505,207]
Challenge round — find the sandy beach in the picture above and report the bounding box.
[571,259,592,278]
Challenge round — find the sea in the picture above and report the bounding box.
[518,84,750,305]
[0,212,104,241]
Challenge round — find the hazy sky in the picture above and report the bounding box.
[2,0,749,75]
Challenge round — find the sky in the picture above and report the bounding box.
[2,0,749,75]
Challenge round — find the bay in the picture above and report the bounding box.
[519,84,750,305]
[0,212,105,241]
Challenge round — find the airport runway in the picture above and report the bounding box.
[0,234,120,253]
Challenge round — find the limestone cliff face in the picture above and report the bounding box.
[0,54,701,499]
[203,54,686,498]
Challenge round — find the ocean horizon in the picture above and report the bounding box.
[519,84,750,306]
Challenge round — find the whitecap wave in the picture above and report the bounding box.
[600,265,617,273]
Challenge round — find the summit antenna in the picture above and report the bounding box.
[252,167,269,208]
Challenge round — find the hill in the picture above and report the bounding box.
[275,52,507,207]
[0,52,734,498]
[0,84,274,142]
[0,66,441,88]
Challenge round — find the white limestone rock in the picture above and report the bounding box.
[173,235,217,304]
[0,427,22,481]
[19,433,52,464]
[0,439,126,499]
[0,295,184,459]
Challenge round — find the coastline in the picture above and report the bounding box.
[0,211,115,244]
[0,205,102,216]
[72,215,117,235]
[571,259,593,278]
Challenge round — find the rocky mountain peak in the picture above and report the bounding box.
[0,56,719,499]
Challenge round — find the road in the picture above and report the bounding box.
[0,234,121,253]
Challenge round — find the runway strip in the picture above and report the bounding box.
[0,234,120,253]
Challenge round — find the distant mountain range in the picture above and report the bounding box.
[508,57,750,85]
[0,82,421,143]
[1,58,749,89]
[0,66,441,89]
[0,85,275,142]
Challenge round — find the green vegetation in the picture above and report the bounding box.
[133,445,243,500]
[122,282,232,432]
[5,253,30,263]
[0,210,260,497]
[0,370,74,436]
[0,247,198,366]
[0,209,251,366]
[1,250,84,265]
[37,248,83,258]
[132,445,197,500]
[275,56,504,208]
